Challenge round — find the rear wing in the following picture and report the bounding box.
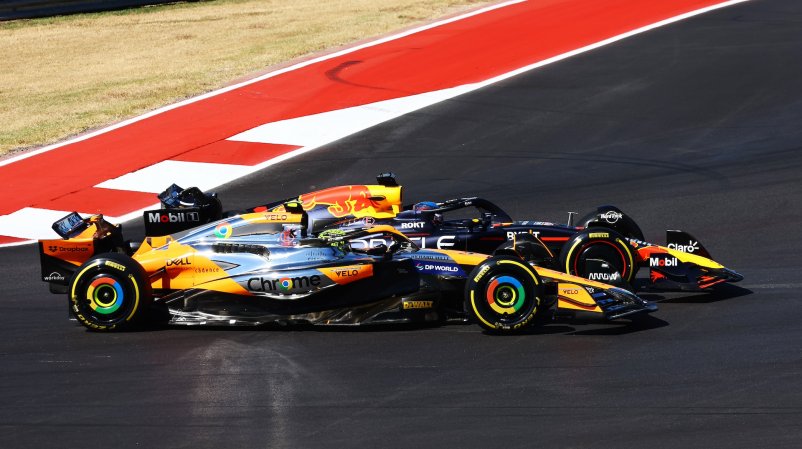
[143,184,222,236]
[39,213,126,291]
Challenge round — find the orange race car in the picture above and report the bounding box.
[39,208,656,333]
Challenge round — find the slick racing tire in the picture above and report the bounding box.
[559,227,637,284]
[68,253,152,332]
[465,256,544,334]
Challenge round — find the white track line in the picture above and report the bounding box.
[0,208,84,241]
[96,160,252,193]
[228,84,477,147]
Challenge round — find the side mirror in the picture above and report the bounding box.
[481,212,493,229]
[376,172,398,186]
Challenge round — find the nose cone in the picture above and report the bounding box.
[722,267,744,283]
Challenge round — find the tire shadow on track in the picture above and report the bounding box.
[639,284,753,305]
[83,315,669,336]
[463,313,671,337]
[561,314,670,336]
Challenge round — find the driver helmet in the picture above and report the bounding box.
[413,202,442,225]
[413,201,438,211]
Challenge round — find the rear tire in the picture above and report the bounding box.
[68,253,152,332]
[465,256,544,334]
[559,227,637,284]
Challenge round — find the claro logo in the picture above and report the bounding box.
[247,275,321,292]
[668,240,699,253]
[147,212,200,223]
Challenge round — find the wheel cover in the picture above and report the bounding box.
[87,276,125,315]
[485,275,526,314]
[574,240,628,278]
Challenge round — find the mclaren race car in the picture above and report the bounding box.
[38,209,656,333]
[223,174,741,292]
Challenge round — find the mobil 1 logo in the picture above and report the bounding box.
[143,207,204,236]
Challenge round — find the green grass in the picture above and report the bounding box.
[0,0,487,156]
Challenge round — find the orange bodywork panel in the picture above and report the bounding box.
[40,238,95,267]
[242,212,304,224]
[318,264,374,285]
[40,219,109,266]
[556,283,603,313]
[133,239,250,294]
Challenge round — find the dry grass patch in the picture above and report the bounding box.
[0,0,488,156]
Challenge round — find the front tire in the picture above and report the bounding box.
[465,256,544,334]
[559,227,637,284]
[68,253,152,331]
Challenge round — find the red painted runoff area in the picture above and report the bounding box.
[0,0,732,217]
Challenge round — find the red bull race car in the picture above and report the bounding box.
[143,173,740,293]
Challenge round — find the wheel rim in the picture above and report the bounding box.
[573,241,628,279]
[468,259,542,332]
[485,275,526,315]
[74,272,136,325]
[87,276,125,314]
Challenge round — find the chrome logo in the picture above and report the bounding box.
[485,276,525,314]
[87,276,124,315]
[214,223,233,239]
[278,277,292,291]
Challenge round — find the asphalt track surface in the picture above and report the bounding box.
[2,0,801,447]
